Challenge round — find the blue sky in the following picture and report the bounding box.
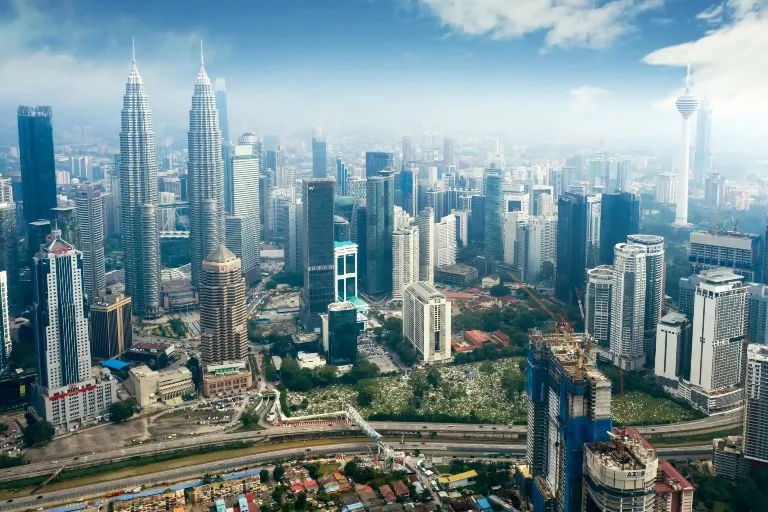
[1,0,768,152]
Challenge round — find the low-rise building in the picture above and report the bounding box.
[191,475,261,504]
[437,470,477,489]
[434,264,479,287]
[113,490,185,512]
[125,365,195,408]
[713,436,751,482]
[202,361,252,398]
[296,351,326,370]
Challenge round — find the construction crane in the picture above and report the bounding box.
[504,271,570,334]
[575,287,620,395]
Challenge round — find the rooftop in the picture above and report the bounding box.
[328,301,356,312]
[659,311,687,325]
[748,344,768,364]
[437,470,478,484]
[435,264,477,276]
[406,281,445,301]
[698,268,744,285]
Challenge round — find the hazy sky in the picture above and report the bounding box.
[1,0,768,153]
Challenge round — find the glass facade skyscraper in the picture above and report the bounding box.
[327,301,358,366]
[365,171,395,296]
[484,169,503,260]
[555,193,587,305]
[299,179,335,331]
[312,131,327,178]
[599,192,640,265]
[365,151,393,178]
[17,106,57,225]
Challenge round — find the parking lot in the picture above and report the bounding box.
[357,334,400,374]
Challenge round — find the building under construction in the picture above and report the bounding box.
[526,330,612,512]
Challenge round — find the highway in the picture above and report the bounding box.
[0,440,712,512]
[3,410,739,482]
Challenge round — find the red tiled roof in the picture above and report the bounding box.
[659,461,694,490]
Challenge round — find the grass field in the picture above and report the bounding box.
[611,391,702,425]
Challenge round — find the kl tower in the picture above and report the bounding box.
[674,64,699,227]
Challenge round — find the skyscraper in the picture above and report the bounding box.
[200,245,247,365]
[214,78,229,144]
[399,168,418,217]
[599,192,640,265]
[689,230,763,282]
[326,302,358,366]
[522,215,558,284]
[689,269,747,413]
[365,171,395,296]
[527,331,612,511]
[555,193,587,305]
[627,234,665,362]
[586,265,614,348]
[393,225,419,300]
[0,198,19,312]
[32,231,116,428]
[365,151,393,178]
[312,128,327,178]
[674,65,699,226]
[610,244,647,370]
[335,157,348,196]
[417,208,435,284]
[188,48,225,286]
[435,214,457,268]
[694,99,712,184]
[402,136,413,166]
[89,292,133,360]
[0,272,9,372]
[744,344,768,464]
[17,106,57,225]
[704,172,725,209]
[226,143,260,284]
[403,282,451,363]
[119,48,162,318]
[443,136,455,167]
[484,168,504,261]
[299,179,335,330]
[655,173,678,205]
[75,183,106,301]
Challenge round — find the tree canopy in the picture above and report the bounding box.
[22,420,55,446]
[109,400,135,423]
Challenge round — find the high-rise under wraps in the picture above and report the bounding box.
[119,44,162,318]
[188,44,225,286]
[526,330,612,512]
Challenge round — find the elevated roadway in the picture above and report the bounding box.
[0,440,712,512]
[3,412,737,483]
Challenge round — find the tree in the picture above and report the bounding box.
[109,400,135,423]
[156,352,170,369]
[357,387,374,406]
[540,260,554,281]
[260,469,270,483]
[273,466,286,482]
[0,423,7,434]
[22,421,54,446]
[169,318,186,337]
[295,492,307,510]
[489,284,511,297]
[0,454,25,469]
[186,356,202,390]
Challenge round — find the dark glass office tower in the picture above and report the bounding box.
[17,106,57,225]
[327,302,359,366]
[299,179,335,331]
[469,195,486,247]
[484,169,503,260]
[400,168,417,217]
[555,193,587,305]
[0,203,19,312]
[599,192,640,265]
[351,203,367,290]
[365,171,395,296]
[312,132,327,178]
[365,151,393,178]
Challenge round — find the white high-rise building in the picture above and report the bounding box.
[393,206,412,231]
[744,344,768,464]
[434,214,457,267]
[655,173,678,204]
[627,234,665,361]
[119,45,162,318]
[453,210,470,247]
[534,192,555,216]
[655,311,688,381]
[689,269,747,393]
[417,208,435,284]
[674,65,699,226]
[158,192,176,231]
[503,211,527,268]
[348,177,366,201]
[586,266,614,348]
[523,215,557,284]
[586,194,601,261]
[75,183,106,301]
[610,244,647,370]
[188,46,225,286]
[32,231,116,429]
[0,272,9,372]
[403,282,451,363]
[226,143,260,283]
[392,225,419,300]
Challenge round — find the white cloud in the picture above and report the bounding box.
[643,0,768,128]
[569,86,608,110]
[412,0,663,48]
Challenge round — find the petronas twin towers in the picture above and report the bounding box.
[119,43,225,317]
